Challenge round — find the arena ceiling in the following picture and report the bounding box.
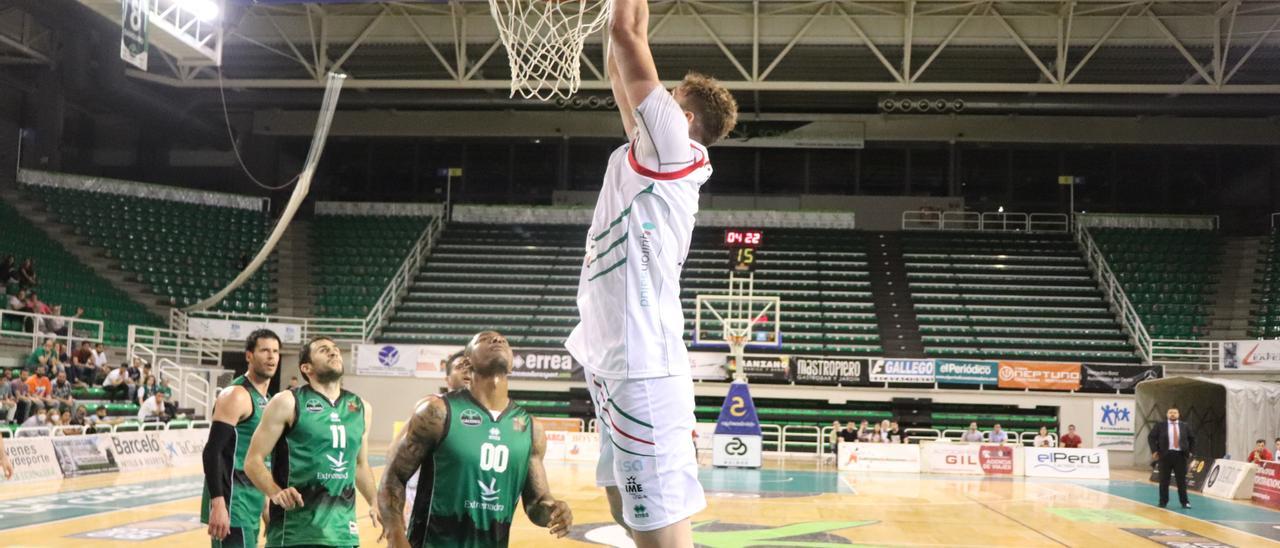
[54,0,1280,113]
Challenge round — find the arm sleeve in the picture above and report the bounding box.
[203,421,236,499]
[630,86,694,173]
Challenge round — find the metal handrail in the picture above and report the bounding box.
[781,425,821,454]
[129,325,221,369]
[362,216,445,340]
[760,424,782,452]
[1073,220,1153,363]
[901,211,1069,233]
[0,309,105,350]
[903,428,941,443]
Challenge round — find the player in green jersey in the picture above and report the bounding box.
[377,330,572,548]
[245,336,381,547]
[203,329,280,547]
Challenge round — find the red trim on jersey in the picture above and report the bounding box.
[627,142,708,181]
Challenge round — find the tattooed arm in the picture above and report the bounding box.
[522,420,572,538]
[376,396,447,548]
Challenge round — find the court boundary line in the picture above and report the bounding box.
[964,494,1071,547]
[1083,481,1280,547]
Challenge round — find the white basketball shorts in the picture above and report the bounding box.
[584,369,706,532]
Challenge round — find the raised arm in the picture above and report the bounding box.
[245,391,304,510]
[521,420,572,538]
[609,0,662,108]
[377,397,448,548]
[355,399,381,533]
[607,43,636,138]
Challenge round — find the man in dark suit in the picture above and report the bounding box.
[1148,405,1195,509]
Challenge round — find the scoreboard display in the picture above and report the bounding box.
[725,229,763,272]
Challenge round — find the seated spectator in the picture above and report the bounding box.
[0,370,16,424]
[988,423,1009,444]
[961,421,985,443]
[1033,426,1056,447]
[51,371,74,412]
[888,421,903,444]
[137,391,169,423]
[24,338,54,372]
[17,258,36,289]
[1249,439,1274,464]
[70,405,89,427]
[43,305,84,337]
[26,365,57,411]
[829,421,842,452]
[93,343,109,369]
[869,423,884,443]
[127,358,144,385]
[287,376,300,390]
[19,408,52,432]
[137,375,159,404]
[1059,424,1082,448]
[103,363,132,402]
[856,420,871,442]
[0,255,15,285]
[85,406,115,430]
[6,288,25,312]
[53,410,73,436]
[10,369,36,422]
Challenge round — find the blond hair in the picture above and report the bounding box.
[679,72,737,145]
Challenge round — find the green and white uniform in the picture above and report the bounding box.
[267,386,366,547]
[201,375,270,548]
[407,390,532,548]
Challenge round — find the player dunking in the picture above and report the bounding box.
[565,0,738,544]
[244,336,380,547]
[376,331,572,547]
[202,329,280,548]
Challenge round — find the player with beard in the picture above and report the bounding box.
[202,329,281,547]
[377,331,572,547]
[389,349,473,526]
[245,336,380,547]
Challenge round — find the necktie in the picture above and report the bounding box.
[1172,422,1180,450]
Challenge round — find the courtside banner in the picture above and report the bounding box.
[793,357,869,386]
[997,361,1082,391]
[1025,447,1110,479]
[934,359,998,385]
[922,443,1016,476]
[688,352,730,381]
[1093,399,1137,451]
[543,431,567,462]
[51,434,119,477]
[1252,461,1280,510]
[161,428,207,467]
[0,437,61,484]
[870,359,935,383]
[187,317,302,345]
[110,432,169,471]
[1203,459,1257,500]
[734,355,791,383]
[1150,457,1214,492]
[714,381,763,437]
[354,343,447,378]
[1220,340,1280,370]
[562,432,601,463]
[837,442,922,473]
[1080,364,1161,392]
[510,348,580,380]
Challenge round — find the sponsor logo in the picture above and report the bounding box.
[326,452,348,473]
[512,353,574,372]
[348,399,361,413]
[1098,402,1133,427]
[349,521,359,535]
[305,400,323,413]
[1034,451,1103,473]
[945,455,978,465]
[638,224,654,306]
[633,504,649,519]
[512,416,527,433]
[725,437,748,456]
[1205,465,1220,488]
[460,409,483,427]
[729,396,747,417]
[489,427,502,441]
[478,477,500,502]
[111,436,160,455]
[999,364,1081,385]
[1242,343,1280,366]
[624,476,644,495]
[620,460,644,473]
[329,412,340,423]
[378,346,400,367]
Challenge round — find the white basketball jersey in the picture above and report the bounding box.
[566,86,712,380]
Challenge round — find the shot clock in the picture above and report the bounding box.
[725,229,763,272]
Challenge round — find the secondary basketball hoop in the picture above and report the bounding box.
[488,0,613,100]
[695,228,783,382]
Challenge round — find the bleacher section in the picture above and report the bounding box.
[1,201,160,346]
[1092,228,1220,340]
[25,185,276,314]
[1252,234,1280,337]
[381,223,882,356]
[312,214,431,318]
[902,232,1138,363]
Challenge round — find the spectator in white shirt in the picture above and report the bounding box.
[93,343,109,368]
[138,392,168,423]
[1033,426,1057,447]
[103,363,133,402]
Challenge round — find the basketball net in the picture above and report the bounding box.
[727,333,748,382]
[488,0,612,100]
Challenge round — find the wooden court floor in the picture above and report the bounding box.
[2,453,1278,547]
